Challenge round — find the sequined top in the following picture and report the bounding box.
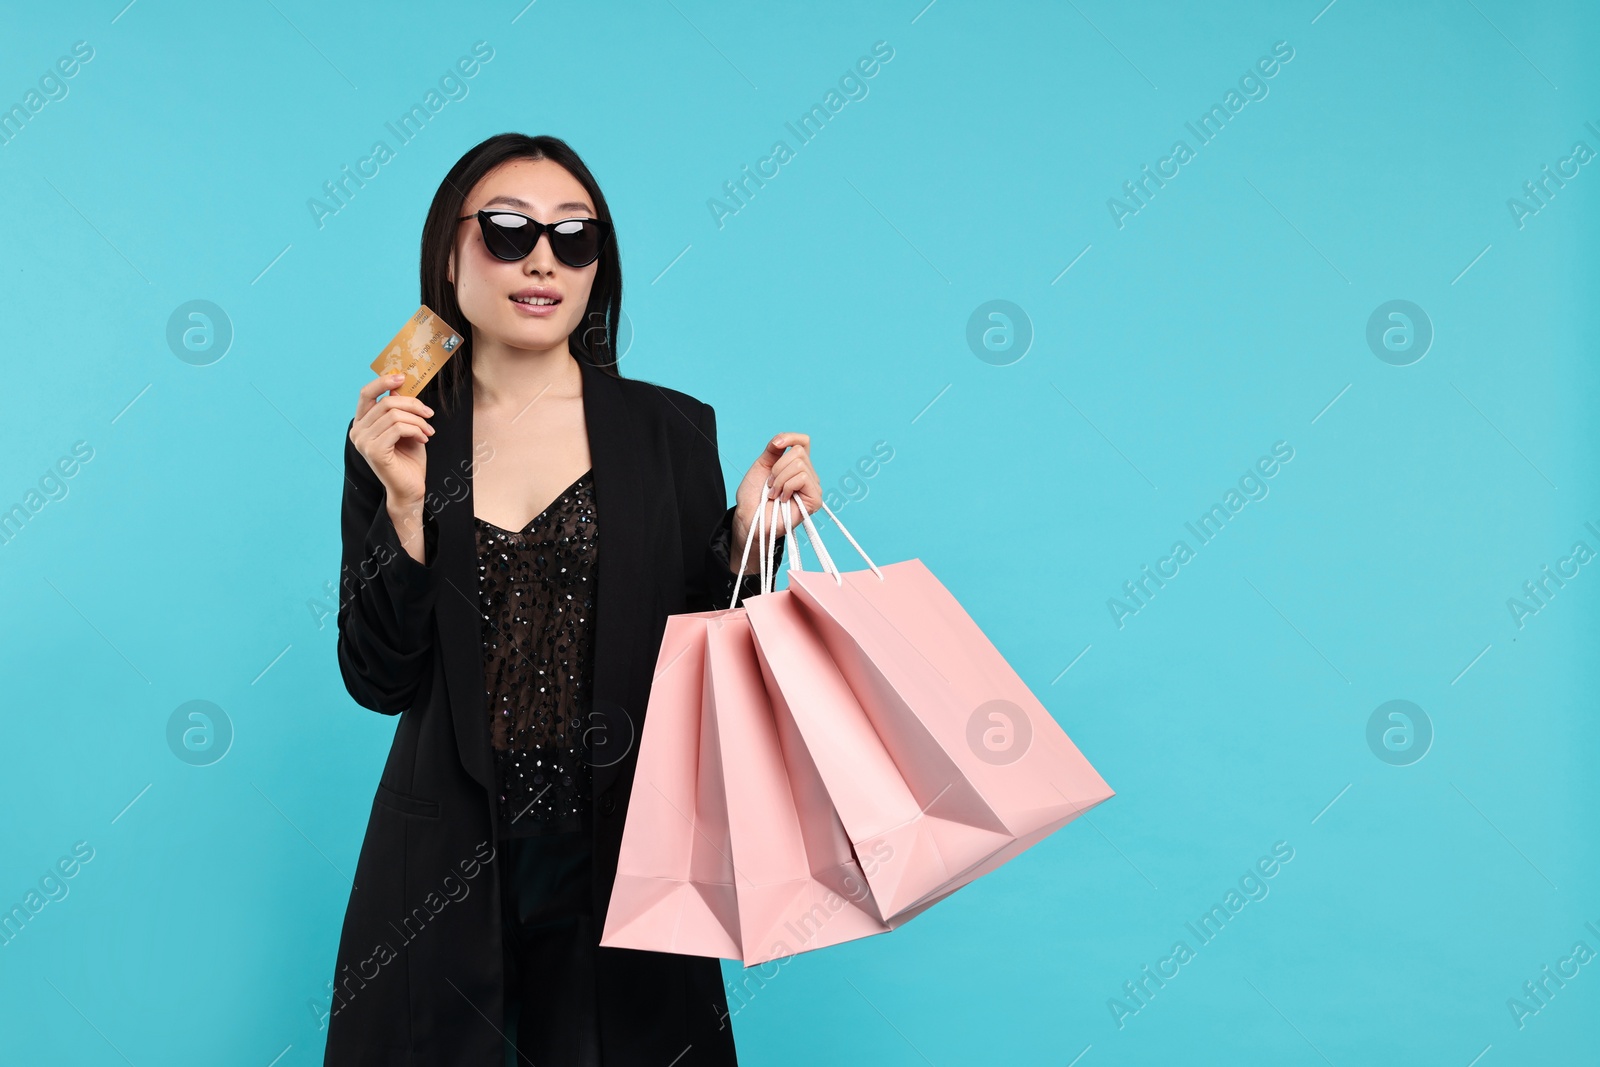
[475,468,597,839]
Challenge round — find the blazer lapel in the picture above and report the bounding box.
[427,371,492,796]
[430,356,650,803]
[576,357,651,801]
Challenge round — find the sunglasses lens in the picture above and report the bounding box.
[550,219,604,267]
[481,212,535,260]
[476,213,605,266]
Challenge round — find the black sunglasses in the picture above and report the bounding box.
[457,209,612,268]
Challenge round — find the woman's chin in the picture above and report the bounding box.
[479,316,572,352]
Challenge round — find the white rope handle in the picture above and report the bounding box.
[780,494,805,577]
[793,494,884,585]
[728,481,800,608]
[764,491,779,594]
[727,481,769,611]
[762,487,798,595]
[757,487,769,597]
[729,481,879,605]
[795,497,839,578]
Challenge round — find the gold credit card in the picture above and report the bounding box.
[370,305,464,397]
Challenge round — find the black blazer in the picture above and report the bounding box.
[324,355,783,1065]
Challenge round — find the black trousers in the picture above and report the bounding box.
[498,826,602,1066]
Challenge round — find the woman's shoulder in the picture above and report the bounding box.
[613,373,714,432]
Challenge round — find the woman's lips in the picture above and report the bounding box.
[509,297,561,317]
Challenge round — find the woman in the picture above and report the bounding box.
[326,133,820,1066]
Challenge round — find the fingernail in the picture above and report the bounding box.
[391,374,404,383]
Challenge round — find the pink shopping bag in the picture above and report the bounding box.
[598,607,742,960]
[746,498,1115,922]
[603,488,938,964]
[705,605,908,965]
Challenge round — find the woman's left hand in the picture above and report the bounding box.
[732,432,822,549]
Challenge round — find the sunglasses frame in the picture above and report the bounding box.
[456,209,612,268]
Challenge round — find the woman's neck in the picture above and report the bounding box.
[471,336,581,411]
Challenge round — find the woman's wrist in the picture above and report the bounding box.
[729,513,786,551]
[728,509,784,576]
[387,496,427,565]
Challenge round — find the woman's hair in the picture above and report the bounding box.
[419,132,623,414]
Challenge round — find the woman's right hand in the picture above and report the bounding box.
[350,374,435,508]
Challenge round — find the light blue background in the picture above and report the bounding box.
[2,1,1596,1064]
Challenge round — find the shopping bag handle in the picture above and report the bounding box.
[727,480,884,609]
[728,481,770,610]
[791,493,884,586]
[729,480,800,608]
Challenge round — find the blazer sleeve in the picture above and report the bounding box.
[684,401,784,614]
[335,418,438,714]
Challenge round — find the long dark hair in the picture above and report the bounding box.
[420,133,623,414]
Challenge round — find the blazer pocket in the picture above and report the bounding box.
[376,781,441,818]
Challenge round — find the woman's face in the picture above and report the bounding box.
[449,157,601,355]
